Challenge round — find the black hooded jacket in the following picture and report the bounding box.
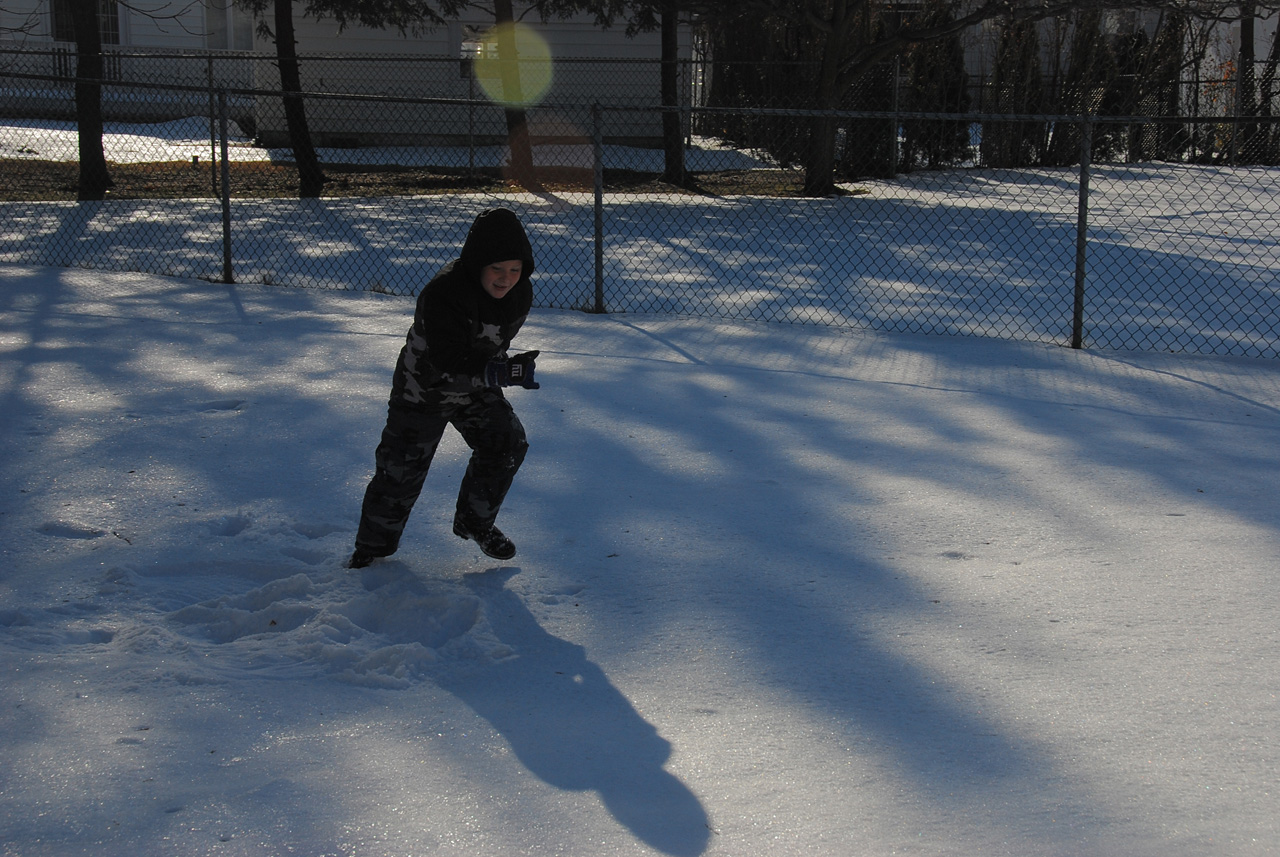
[390,208,535,405]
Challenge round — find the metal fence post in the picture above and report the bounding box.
[466,58,476,177]
[1072,114,1092,350]
[219,88,233,284]
[890,54,900,177]
[592,102,605,314]
[206,56,218,197]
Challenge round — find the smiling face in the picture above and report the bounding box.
[480,259,524,300]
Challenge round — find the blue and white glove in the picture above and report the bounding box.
[485,350,540,389]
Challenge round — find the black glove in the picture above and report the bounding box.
[485,350,540,389]
[508,350,540,389]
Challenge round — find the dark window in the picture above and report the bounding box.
[51,0,120,45]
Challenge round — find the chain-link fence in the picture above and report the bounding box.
[1,58,1278,358]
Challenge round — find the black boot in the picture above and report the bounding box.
[346,548,377,569]
[453,518,516,560]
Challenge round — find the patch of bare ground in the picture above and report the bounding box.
[0,161,861,200]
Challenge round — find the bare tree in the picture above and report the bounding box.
[1237,1,1260,160]
[1041,9,1111,166]
[235,0,469,197]
[1139,12,1191,160]
[706,0,1277,196]
[982,14,1043,167]
[0,1,48,35]
[69,0,112,200]
[900,0,970,171]
[1257,8,1280,160]
[592,0,690,185]
[491,0,541,189]
[271,0,325,196]
[42,0,211,199]
[533,1,732,186]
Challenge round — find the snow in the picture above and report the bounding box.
[4,118,1278,360]
[2,119,1280,856]
[3,261,1279,857]
[0,116,770,171]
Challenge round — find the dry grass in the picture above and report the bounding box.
[0,160,853,201]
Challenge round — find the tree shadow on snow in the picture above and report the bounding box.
[438,566,711,857]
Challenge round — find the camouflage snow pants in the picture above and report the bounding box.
[354,389,528,557]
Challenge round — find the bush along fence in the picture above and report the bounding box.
[0,78,1278,358]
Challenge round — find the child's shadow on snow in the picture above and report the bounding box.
[441,566,710,857]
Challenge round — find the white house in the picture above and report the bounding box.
[256,11,691,145]
[3,2,1272,143]
[0,1,691,145]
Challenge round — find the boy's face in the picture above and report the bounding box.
[480,259,523,300]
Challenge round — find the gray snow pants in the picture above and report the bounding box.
[354,389,528,557]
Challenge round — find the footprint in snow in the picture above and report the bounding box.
[168,574,319,644]
[540,584,587,606]
[289,521,346,540]
[209,514,253,537]
[38,520,106,540]
[280,546,330,566]
[195,399,245,412]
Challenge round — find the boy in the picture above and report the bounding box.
[349,208,540,568]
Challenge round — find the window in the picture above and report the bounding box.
[460,24,489,77]
[205,0,253,51]
[51,0,120,45]
[1103,10,1139,37]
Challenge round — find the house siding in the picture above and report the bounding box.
[251,10,689,147]
[1,1,689,146]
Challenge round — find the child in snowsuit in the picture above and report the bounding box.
[349,208,540,568]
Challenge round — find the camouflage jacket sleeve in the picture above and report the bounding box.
[390,268,528,404]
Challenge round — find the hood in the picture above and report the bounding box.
[458,208,536,282]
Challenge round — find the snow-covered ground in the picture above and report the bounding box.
[2,115,1279,855]
[5,113,1280,357]
[0,115,770,171]
[2,261,1279,856]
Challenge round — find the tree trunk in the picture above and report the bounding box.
[1238,2,1258,163]
[1258,10,1280,161]
[660,3,686,186]
[802,29,845,197]
[71,0,111,201]
[273,0,325,197]
[801,0,859,197]
[493,0,540,191]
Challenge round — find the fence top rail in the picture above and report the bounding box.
[0,45,666,64]
[9,44,1280,72]
[628,104,1280,125]
[3,69,1277,126]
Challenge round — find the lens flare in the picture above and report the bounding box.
[472,23,554,109]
